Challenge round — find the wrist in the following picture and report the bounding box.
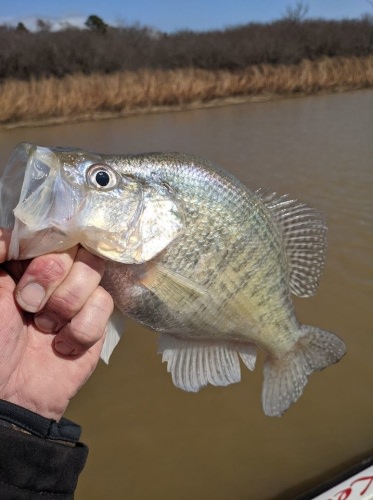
[0,399,82,444]
[0,390,67,421]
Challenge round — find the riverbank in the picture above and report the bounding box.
[1,56,372,128]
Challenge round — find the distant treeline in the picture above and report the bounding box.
[1,16,373,80]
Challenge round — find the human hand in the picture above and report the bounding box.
[0,229,113,421]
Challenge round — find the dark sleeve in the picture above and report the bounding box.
[0,399,88,500]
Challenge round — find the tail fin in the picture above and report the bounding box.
[262,326,346,417]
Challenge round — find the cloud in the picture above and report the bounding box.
[0,15,88,31]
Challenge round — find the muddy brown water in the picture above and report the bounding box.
[0,90,372,499]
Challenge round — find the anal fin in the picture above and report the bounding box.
[239,344,257,371]
[158,334,257,392]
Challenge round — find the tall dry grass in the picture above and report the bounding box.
[1,56,372,126]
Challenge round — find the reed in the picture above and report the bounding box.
[1,56,372,126]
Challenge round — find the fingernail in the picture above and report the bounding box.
[34,313,59,333]
[54,340,75,356]
[17,283,46,312]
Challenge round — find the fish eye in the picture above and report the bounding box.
[86,164,118,190]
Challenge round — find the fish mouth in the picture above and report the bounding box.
[0,142,81,259]
[20,144,58,198]
[0,143,56,231]
[11,142,56,173]
[10,143,65,227]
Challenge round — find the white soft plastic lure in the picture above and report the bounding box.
[0,143,346,416]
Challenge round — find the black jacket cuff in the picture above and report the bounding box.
[0,400,88,499]
[0,399,81,442]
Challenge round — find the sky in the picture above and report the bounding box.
[1,0,372,33]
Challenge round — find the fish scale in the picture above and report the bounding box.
[0,143,346,416]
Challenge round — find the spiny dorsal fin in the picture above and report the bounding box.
[257,190,327,297]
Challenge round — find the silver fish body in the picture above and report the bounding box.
[103,153,299,349]
[0,144,346,416]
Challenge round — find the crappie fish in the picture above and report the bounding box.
[0,143,346,416]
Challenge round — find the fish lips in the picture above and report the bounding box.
[1,143,82,258]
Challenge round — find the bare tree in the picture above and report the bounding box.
[36,19,52,32]
[285,2,309,21]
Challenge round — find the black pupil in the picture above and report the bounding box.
[95,170,110,187]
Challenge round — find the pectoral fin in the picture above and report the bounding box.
[100,307,125,363]
[140,263,209,310]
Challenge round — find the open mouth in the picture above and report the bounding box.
[0,143,80,259]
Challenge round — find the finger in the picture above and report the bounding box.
[0,268,22,361]
[0,229,11,263]
[53,286,114,358]
[34,248,106,333]
[3,259,30,283]
[15,247,80,313]
[0,267,16,292]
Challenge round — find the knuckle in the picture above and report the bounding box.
[75,289,113,341]
[27,255,69,286]
[93,287,114,314]
[55,287,113,347]
[47,288,81,318]
[69,325,97,347]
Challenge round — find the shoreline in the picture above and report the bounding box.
[1,93,290,129]
[1,56,372,129]
[1,89,365,130]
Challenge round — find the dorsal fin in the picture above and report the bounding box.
[257,190,327,297]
